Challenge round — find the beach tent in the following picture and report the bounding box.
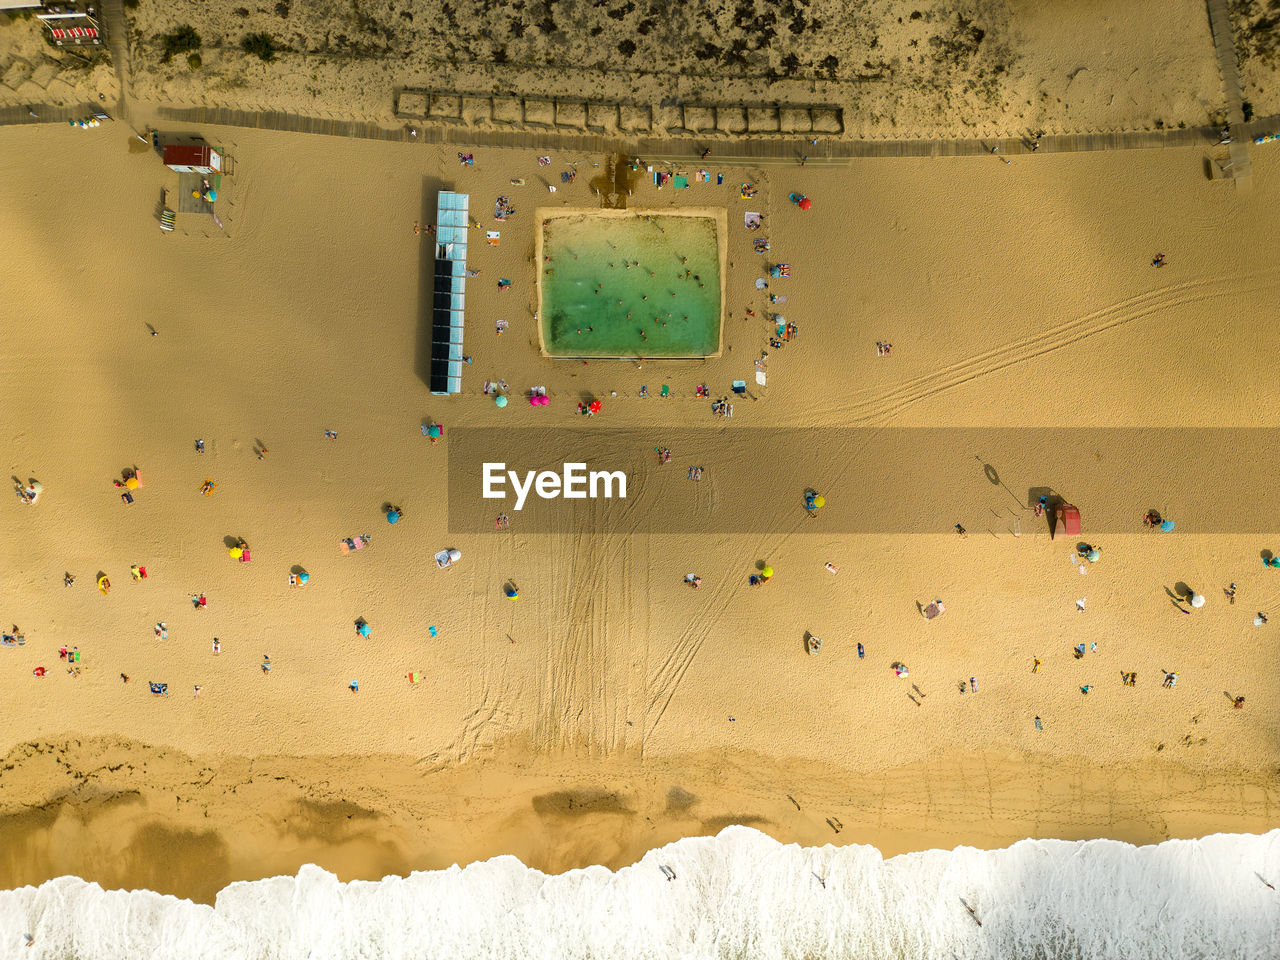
[1052,503,1081,539]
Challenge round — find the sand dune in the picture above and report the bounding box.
[109,0,1242,137]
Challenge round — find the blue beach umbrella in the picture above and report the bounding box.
[1160,520,1175,532]
[386,510,400,524]
[495,395,508,408]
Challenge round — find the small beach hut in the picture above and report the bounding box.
[1052,503,1081,539]
[163,144,222,174]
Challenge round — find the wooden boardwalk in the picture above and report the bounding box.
[140,102,1275,164]
[100,0,132,123]
[4,97,1276,169]
[1205,0,1252,186]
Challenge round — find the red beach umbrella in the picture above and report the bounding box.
[588,400,602,414]
[798,196,812,210]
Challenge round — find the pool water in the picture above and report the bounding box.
[539,212,722,357]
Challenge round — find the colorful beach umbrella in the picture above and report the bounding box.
[427,423,442,438]
[229,547,243,560]
[356,621,371,637]
[761,566,773,579]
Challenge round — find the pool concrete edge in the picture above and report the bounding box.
[534,206,728,360]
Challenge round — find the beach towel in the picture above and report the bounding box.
[744,212,762,229]
[149,682,168,695]
[755,369,767,387]
[732,380,746,394]
[486,231,500,246]
[201,479,218,496]
[660,385,670,398]
[673,175,688,189]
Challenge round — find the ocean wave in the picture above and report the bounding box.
[1,827,1278,960]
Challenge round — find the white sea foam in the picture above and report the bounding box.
[2,827,1278,960]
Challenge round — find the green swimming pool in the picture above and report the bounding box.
[538,211,724,357]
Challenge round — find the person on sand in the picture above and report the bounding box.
[1234,696,1246,709]
[954,523,967,537]
[212,638,221,654]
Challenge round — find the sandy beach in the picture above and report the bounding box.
[2,111,1280,907]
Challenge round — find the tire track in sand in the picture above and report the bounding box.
[644,562,748,741]
[536,502,642,754]
[835,271,1280,425]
